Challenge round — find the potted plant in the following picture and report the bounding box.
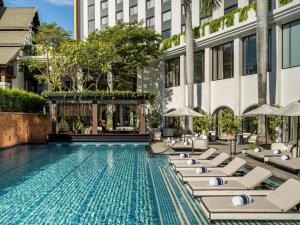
[74,117,84,134]
[193,113,212,136]
[219,109,241,154]
[146,108,162,140]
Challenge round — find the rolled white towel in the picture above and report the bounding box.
[232,194,252,206]
[194,133,199,137]
[187,159,197,165]
[209,177,225,186]
[281,155,291,160]
[254,147,261,153]
[167,137,171,141]
[171,140,176,145]
[184,141,189,145]
[273,149,282,155]
[196,167,208,174]
[179,153,189,159]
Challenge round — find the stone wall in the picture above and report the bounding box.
[0,112,51,149]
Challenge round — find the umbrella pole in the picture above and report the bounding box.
[297,116,299,157]
[265,115,267,145]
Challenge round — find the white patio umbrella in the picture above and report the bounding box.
[164,107,204,117]
[242,104,279,144]
[274,100,300,155]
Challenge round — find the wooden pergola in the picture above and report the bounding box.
[46,92,152,135]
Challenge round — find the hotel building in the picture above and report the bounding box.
[75,0,300,142]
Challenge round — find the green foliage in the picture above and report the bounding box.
[147,108,162,129]
[74,117,84,131]
[0,88,46,113]
[193,113,213,134]
[174,117,181,131]
[239,1,256,22]
[279,0,293,6]
[88,22,163,90]
[219,109,241,140]
[105,110,113,131]
[267,104,283,142]
[200,0,222,16]
[42,90,155,102]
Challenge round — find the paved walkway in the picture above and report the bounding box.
[150,140,300,181]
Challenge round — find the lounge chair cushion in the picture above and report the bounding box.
[179,168,228,177]
[202,196,280,213]
[269,157,300,170]
[222,157,246,175]
[238,167,271,189]
[188,180,246,190]
[266,179,300,212]
[246,150,285,159]
[168,148,216,161]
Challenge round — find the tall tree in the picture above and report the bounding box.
[184,0,221,132]
[88,22,163,91]
[256,0,268,144]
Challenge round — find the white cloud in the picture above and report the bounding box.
[44,0,73,6]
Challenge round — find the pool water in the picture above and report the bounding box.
[0,143,298,225]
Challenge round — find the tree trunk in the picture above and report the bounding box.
[256,0,268,145]
[106,71,114,131]
[184,0,194,133]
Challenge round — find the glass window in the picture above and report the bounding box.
[116,10,123,21]
[194,51,205,83]
[181,24,186,33]
[146,0,155,10]
[101,0,108,9]
[162,29,171,39]
[116,0,123,4]
[162,10,171,22]
[162,0,171,3]
[101,16,108,28]
[130,5,138,16]
[146,17,155,27]
[200,16,211,25]
[212,41,234,81]
[283,19,300,68]
[243,34,257,75]
[165,57,180,88]
[224,4,238,14]
[242,32,272,75]
[88,20,95,33]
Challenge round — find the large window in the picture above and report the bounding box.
[162,0,171,3]
[194,51,205,83]
[146,0,155,9]
[212,42,234,81]
[243,32,272,75]
[224,4,238,14]
[165,58,180,88]
[101,16,108,28]
[129,5,138,16]
[162,10,171,22]
[283,19,300,68]
[101,0,108,9]
[116,0,123,4]
[200,16,211,25]
[146,17,155,27]
[116,10,123,21]
[162,29,171,39]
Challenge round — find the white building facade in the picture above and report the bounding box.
[77,0,300,141]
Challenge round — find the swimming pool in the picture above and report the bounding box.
[0,143,298,225]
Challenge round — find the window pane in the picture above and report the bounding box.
[283,24,291,68]
[116,0,123,4]
[194,51,205,83]
[165,58,180,88]
[130,5,137,15]
[243,35,257,75]
[162,10,171,22]
[162,0,171,3]
[223,42,234,79]
[147,0,155,9]
[162,29,171,39]
[116,11,123,21]
[146,17,155,27]
[101,0,108,9]
[290,20,300,67]
[224,4,237,14]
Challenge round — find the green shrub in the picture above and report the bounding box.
[0,88,46,113]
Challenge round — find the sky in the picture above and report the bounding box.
[5,0,74,36]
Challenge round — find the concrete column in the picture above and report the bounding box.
[233,38,242,115]
[275,24,282,105]
[108,0,116,27]
[203,47,212,113]
[95,0,100,30]
[171,0,181,35]
[138,0,146,25]
[139,104,146,134]
[154,0,162,33]
[83,0,89,39]
[192,0,200,27]
[123,0,129,22]
[92,102,98,134]
[51,101,57,134]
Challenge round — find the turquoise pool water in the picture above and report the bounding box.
[0,143,298,225]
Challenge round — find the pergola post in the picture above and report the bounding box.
[92,101,98,134]
[139,104,146,134]
[51,101,57,134]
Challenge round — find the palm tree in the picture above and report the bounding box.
[256,0,268,144]
[183,0,221,132]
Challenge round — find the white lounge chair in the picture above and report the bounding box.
[186,167,272,197]
[177,157,247,182]
[200,178,300,221]
[268,157,300,176]
[171,153,230,171]
[168,148,217,164]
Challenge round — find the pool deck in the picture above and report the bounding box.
[150,140,300,181]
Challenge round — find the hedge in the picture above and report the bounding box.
[0,88,46,113]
